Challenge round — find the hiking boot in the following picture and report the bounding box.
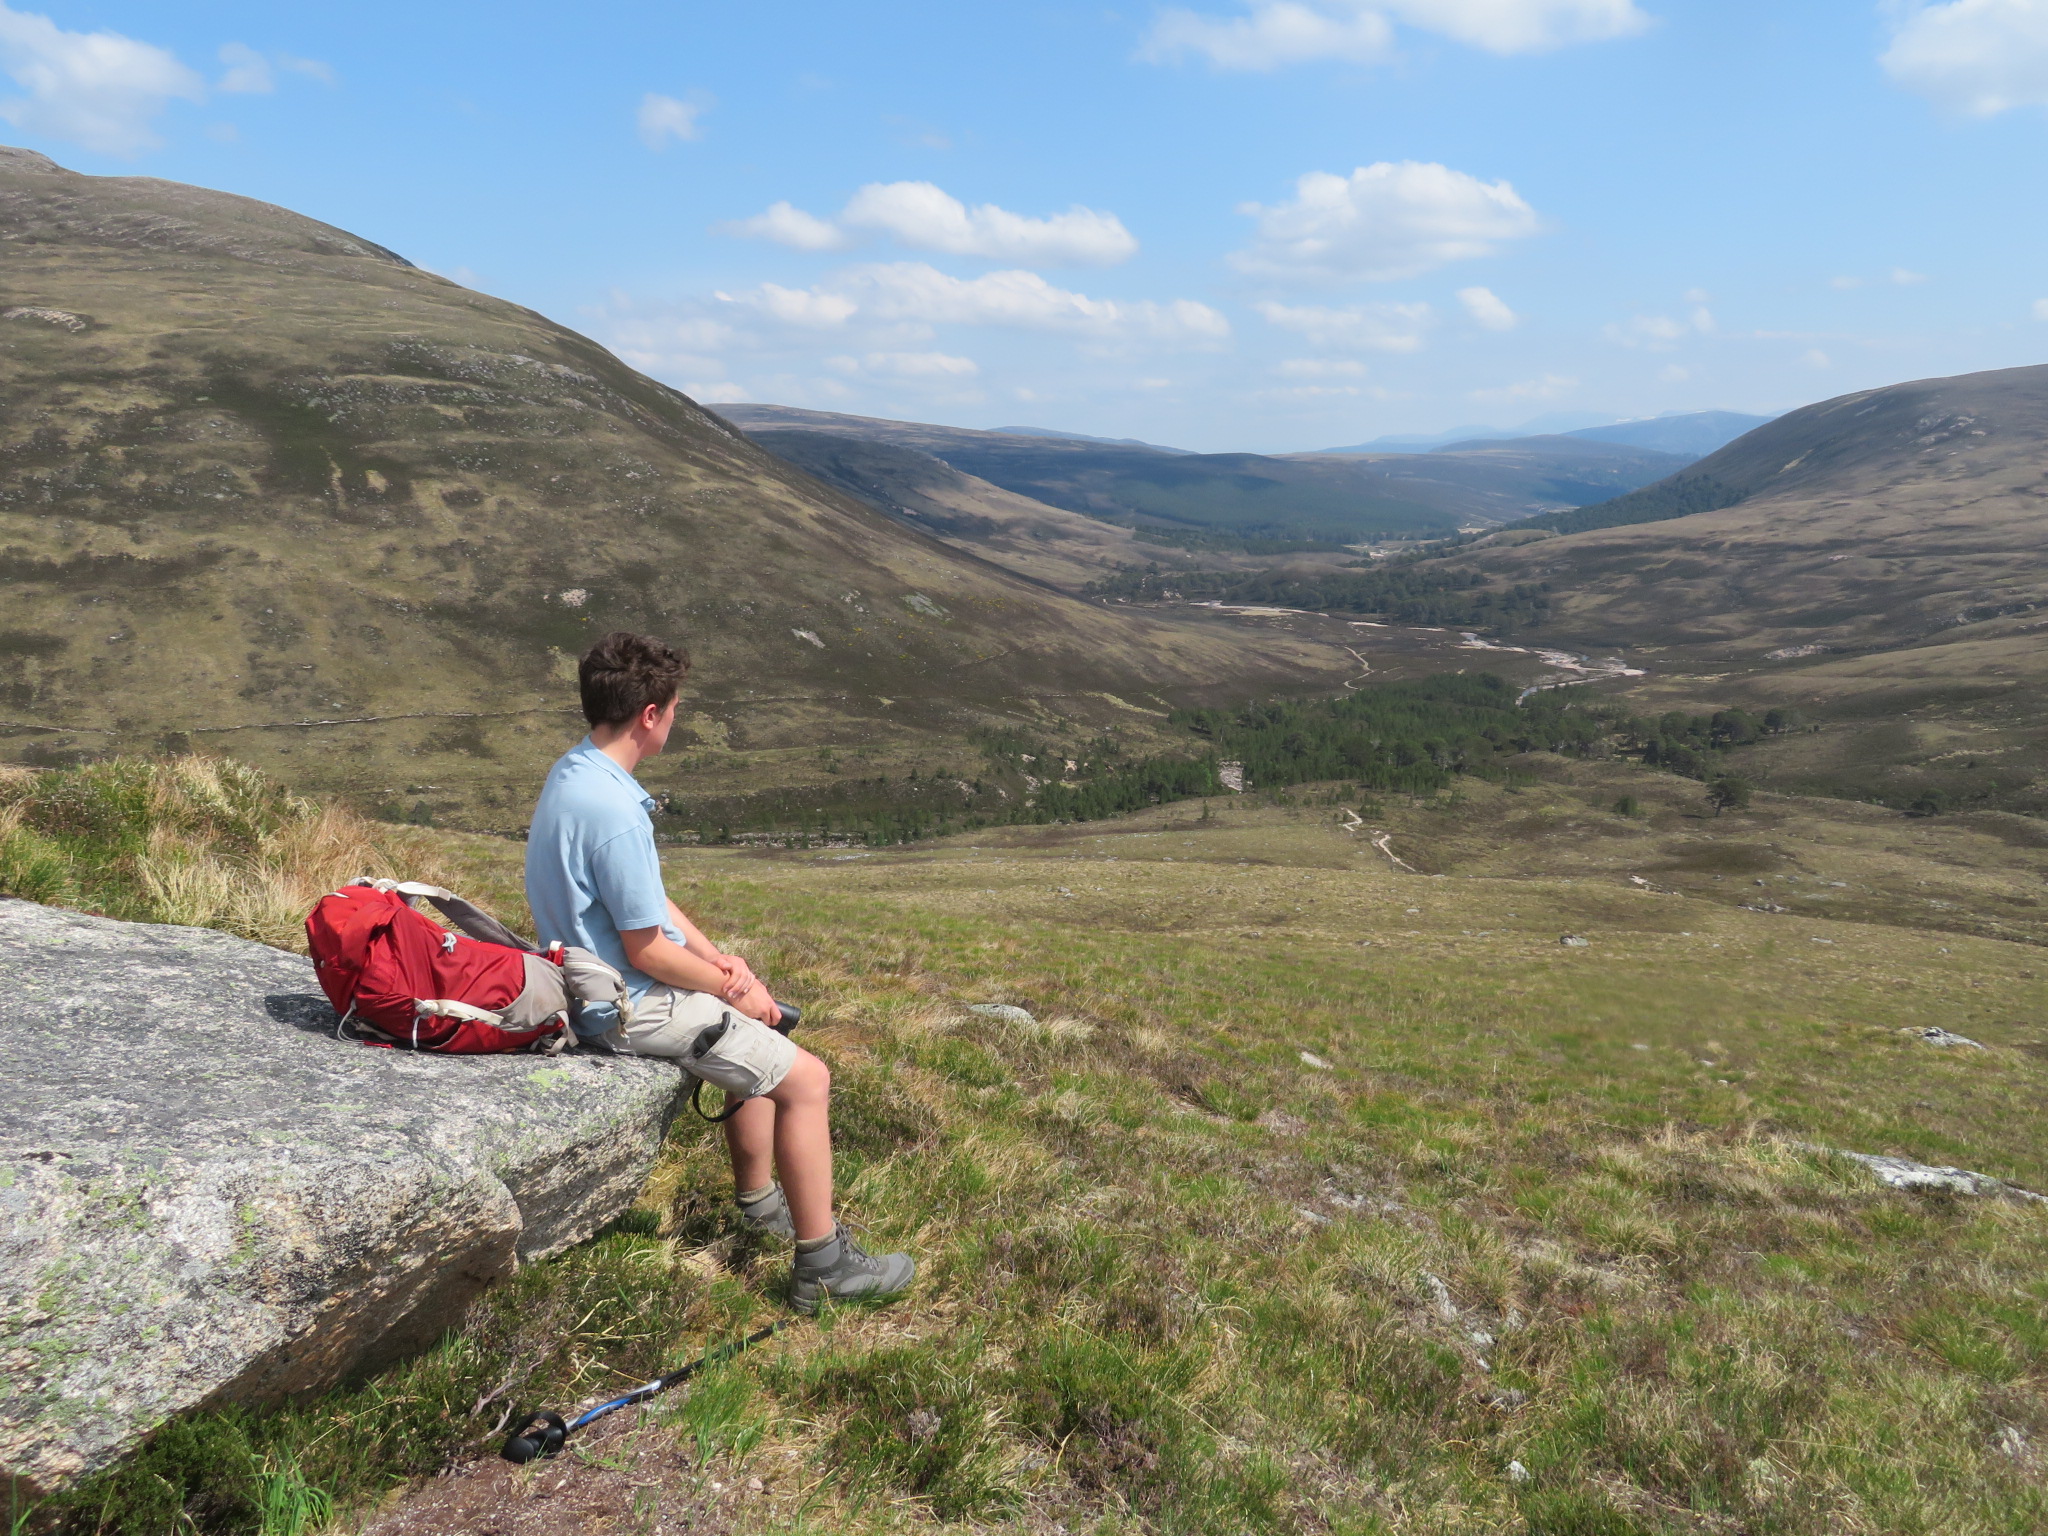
[790,1224,916,1313]
[736,1183,795,1240]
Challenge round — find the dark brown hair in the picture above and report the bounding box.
[578,631,690,728]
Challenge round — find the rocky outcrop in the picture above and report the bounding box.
[0,900,686,1497]
[1810,1145,2048,1203]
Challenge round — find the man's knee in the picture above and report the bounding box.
[771,1046,830,1106]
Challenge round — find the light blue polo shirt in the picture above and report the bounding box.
[525,737,686,1036]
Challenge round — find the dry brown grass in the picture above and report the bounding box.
[0,755,452,950]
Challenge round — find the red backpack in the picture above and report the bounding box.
[306,880,624,1053]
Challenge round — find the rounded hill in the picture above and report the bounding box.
[0,148,1356,826]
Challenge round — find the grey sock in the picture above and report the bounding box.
[795,1230,836,1253]
[736,1183,777,1206]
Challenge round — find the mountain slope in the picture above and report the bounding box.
[720,404,1462,539]
[1563,409,1775,458]
[720,404,1688,537]
[1453,363,2048,813]
[990,425,1194,454]
[0,146,1358,825]
[741,428,1198,588]
[1484,363,2048,648]
[1350,433,1695,513]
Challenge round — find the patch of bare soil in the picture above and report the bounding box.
[357,1415,749,1536]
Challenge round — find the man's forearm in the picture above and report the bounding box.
[621,929,730,994]
[622,928,777,1025]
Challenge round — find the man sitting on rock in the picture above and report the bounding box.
[524,630,914,1313]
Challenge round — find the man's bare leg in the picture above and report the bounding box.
[724,1096,776,1202]
[723,1048,836,1242]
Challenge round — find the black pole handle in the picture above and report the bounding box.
[500,1410,567,1464]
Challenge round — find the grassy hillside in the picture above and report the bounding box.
[740,429,1206,590]
[0,145,1361,830]
[1420,363,2048,817]
[15,754,2048,1535]
[718,406,1689,540]
[1292,435,1692,526]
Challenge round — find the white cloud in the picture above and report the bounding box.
[840,350,981,378]
[214,44,331,95]
[1659,364,1691,382]
[1470,371,1576,401]
[718,200,851,251]
[1387,0,1649,51]
[1275,356,1370,376]
[1142,2,1396,69]
[1802,349,1832,368]
[1607,314,1685,346]
[1256,299,1435,351]
[637,91,708,148]
[1832,268,1930,289]
[717,282,860,328]
[721,263,1229,341]
[1882,0,2048,115]
[1604,302,1713,350]
[842,182,1137,264]
[722,181,1137,265]
[216,42,271,94]
[686,380,751,404]
[1233,162,1540,282]
[1141,0,1646,69]
[1457,285,1518,329]
[670,318,739,351]
[0,2,203,154]
[2033,297,2048,319]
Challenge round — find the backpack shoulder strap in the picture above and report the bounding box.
[371,879,538,952]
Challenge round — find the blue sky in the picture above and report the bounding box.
[6,1,2048,451]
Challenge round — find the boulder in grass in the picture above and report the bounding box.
[0,900,685,1498]
[1901,1026,1984,1049]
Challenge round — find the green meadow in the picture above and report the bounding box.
[8,756,2048,1535]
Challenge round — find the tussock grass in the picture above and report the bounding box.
[0,758,445,949]
[20,765,2048,1533]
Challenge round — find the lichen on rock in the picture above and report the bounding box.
[0,899,685,1497]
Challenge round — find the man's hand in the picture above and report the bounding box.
[713,953,759,1004]
[731,977,782,1029]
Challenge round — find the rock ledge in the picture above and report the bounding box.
[0,900,684,1496]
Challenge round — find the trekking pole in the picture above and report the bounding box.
[500,1319,790,1464]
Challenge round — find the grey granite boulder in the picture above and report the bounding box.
[0,900,686,1497]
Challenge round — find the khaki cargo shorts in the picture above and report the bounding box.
[615,985,797,1099]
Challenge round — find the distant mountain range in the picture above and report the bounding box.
[719,404,1690,547]
[991,425,1195,455]
[1561,411,1780,458]
[1321,410,1777,460]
